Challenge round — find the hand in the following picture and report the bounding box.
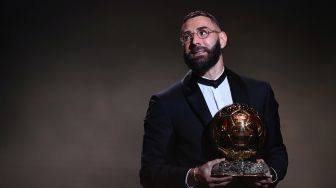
[253,159,273,187]
[194,158,233,187]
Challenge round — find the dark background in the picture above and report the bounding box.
[1,0,335,187]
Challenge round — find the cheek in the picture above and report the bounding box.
[205,39,217,48]
[183,44,191,53]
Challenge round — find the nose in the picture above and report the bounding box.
[190,33,202,45]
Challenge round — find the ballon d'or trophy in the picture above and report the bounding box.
[209,103,271,177]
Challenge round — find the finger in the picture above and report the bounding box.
[255,182,269,187]
[207,158,226,169]
[255,182,262,187]
[207,176,233,184]
[216,157,226,163]
[266,171,272,177]
[208,181,232,187]
[256,159,265,163]
[258,177,272,184]
[208,158,225,166]
[254,177,272,187]
[255,181,271,187]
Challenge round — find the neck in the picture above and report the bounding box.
[201,56,224,80]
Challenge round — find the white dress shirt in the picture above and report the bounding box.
[197,76,233,117]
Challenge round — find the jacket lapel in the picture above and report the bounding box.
[226,68,249,104]
[182,71,212,127]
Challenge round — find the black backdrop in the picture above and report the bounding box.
[1,1,335,187]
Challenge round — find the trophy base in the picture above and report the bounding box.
[211,160,270,177]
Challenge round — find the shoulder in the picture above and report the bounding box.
[151,80,183,101]
[157,80,183,97]
[240,75,272,93]
[148,79,185,108]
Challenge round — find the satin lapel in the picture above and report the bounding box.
[226,68,249,104]
[182,71,213,127]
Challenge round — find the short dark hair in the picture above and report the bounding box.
[182,10,221,30]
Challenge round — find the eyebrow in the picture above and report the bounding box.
[196,26,209,30]
[181,26,210,34]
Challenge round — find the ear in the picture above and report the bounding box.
[219,31,227,49]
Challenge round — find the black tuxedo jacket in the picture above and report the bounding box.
[140,68,288,188]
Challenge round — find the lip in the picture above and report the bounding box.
[193,50,207,56]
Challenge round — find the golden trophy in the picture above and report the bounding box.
[208,103,271,177]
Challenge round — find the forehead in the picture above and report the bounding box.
[181,16,219,32]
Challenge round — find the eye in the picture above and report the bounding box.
[181,32,192,42]
[197,29,209,38]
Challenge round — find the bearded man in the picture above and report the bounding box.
[140,10,288,188]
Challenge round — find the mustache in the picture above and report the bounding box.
[189,46,210,54]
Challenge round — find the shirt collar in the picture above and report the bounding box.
[196,68,227,88]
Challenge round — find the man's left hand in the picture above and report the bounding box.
[253,176,272,187]
[253,159,273,187]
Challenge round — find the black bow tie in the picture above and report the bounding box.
[195,69,227,88]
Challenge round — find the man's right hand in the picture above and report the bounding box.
[192,158,233,187]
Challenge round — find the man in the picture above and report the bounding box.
[140,11,288,188]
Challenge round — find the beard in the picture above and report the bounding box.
[183,39,221,74]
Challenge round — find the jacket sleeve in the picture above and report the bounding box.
[262,83,288,186]
[140,95,189,188]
